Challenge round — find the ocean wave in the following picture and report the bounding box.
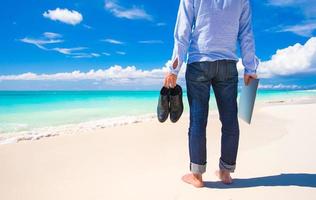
[0,113,157,145]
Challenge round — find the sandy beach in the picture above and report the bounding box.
[1,99,316,200]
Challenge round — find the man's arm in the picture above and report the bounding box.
[168,0,195,76]
[238,0,259,77]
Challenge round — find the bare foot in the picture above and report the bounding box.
[215,170,233,184]
[181,173,204,188]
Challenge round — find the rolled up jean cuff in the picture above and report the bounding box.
[190,162,206,174]
[219,158,236,173]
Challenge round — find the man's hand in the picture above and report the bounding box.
[244,73,257,86]
[163,57,178,88]
[164,73,177,88]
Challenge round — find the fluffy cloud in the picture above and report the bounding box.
[256,37,316,77]
[0,66,167,82]
[43,8,83,25]
[104,0,152,20]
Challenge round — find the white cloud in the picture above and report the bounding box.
[19,33,102,59]
[255,37,316,77]
[20,33,63,49]
[277,22,316,37]
[104,0,152,21]
[139,40,164,44]
[91,53,101,57]
[0,66,167,82]
[52,48,101,58]
[236,37,316,77]
[20,38,62,49]
[101,38,124,45]
[52,47,87,55]
[43,32,62,39]
[43,8,83,25]
[116,51,126,55]
[72,53,101,59]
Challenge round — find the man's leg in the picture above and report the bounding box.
[212,60,239,184]
[183,62,211,187]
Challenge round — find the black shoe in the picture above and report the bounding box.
[169,84,183,123]
[157,86,170,123]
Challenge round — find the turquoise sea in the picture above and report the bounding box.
[0,89,316,139]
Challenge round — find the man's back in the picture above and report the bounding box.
[168,0,258,76]
[189,0,242,62]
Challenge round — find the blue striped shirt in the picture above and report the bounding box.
[168,0,259,75]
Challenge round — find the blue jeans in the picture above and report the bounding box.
[185,60,240,174]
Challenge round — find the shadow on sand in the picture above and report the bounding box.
[204,173,316,189]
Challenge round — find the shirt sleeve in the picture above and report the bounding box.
[238,0,259,75]
[167,0,195,76]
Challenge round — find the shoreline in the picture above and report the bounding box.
[1,95,316,145]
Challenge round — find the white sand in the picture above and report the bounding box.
[0,100,316,200]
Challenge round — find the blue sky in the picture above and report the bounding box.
[0,0,315,90]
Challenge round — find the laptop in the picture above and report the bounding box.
[238,78,260,124]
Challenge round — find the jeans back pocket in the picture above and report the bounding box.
[185,62,210,82]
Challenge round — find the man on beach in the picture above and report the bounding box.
[164,0,258,187]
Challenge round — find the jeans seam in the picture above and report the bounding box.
[225,61,228,80]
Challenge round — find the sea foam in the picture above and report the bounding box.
[0,114,156,145]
